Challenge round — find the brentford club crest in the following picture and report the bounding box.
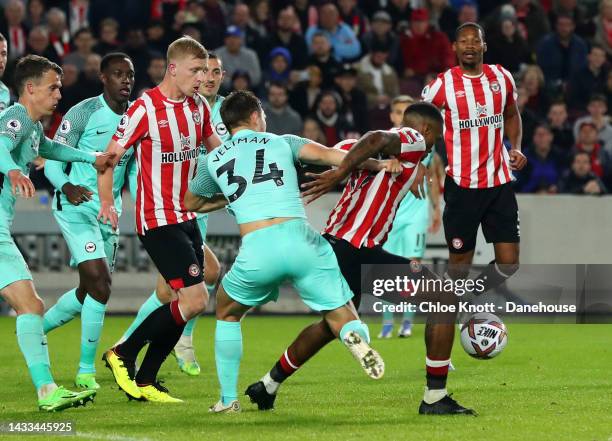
[188,264,200,277]
[192,110,201,124]
[489,81,501,93]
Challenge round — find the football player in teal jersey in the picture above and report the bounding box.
[41,53,136,391]
[0,33,11,110]
[0,55,114,411]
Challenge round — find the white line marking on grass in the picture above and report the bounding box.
[76,432,153,441]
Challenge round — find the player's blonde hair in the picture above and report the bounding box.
[167,36,208,63]
[391,95,416,107]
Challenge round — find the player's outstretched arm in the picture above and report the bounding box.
[39,136,116,171]
[97,139,126,229]
[0,136,34,198]
[184,190,228,213]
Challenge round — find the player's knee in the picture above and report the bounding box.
[88,274,112,304]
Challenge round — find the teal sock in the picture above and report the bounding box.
[42,288,82,333]
[206,283,216,293]
[16,314,54,390]
[120,291,163,343]
[382,301,394,324]
[339,319,370,344]
[79,295,106,374]
[215,320,242,406]
[182,316,197,337]
[402,309,415,322]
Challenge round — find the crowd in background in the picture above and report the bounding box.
[1,0,611,195]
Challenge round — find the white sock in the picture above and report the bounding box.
[175,335,196,362]
[37,383,58,400]
[423,387,447,404]
[261,372,280,395]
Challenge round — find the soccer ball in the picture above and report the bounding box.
[460,312,508,359]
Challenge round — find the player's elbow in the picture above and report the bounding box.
[183,191,201,212]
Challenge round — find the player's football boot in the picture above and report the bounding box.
[138,382,183,403]
[172,343,201,376]
[102,348,142,400]
[342,331,385,379]
[245,381,276,410]
[418,394,476,415]
[38,386,96,412]
[377,323,393,339]
[209,399,241,413]
[75,373,100,390]
[398,320,412,337]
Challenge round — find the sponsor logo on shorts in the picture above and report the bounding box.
[85,242,97,253]
[188,264,200,277]
[452,238,463,250]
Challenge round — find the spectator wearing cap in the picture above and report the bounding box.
[536,13,588,91]
[559,151,608,195]
[311,90,352,146]
[357,39,399,110]
[593,0,612,59]
[567,45,609,113]
[263,6,309,70]
[484,15,531,75]
[264,46,292,88]
[361,11,403,74]
[263,81,303,135]
[308,31,341,89]
[334,63,368,133]
[400,8,454,79]
[573,95,612,155]
[427,0,459,40]
[547,101,575,155]
[518,124,564,193]
[572,122,611,180]
[217,25,262,90]
[484,1,550,53]
[338,0,368,39]
[305,3,361,62]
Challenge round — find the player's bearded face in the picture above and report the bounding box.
[202,59,224,98]
[32,70,62,115]
[454,28,485,68]
[173,55,206,97]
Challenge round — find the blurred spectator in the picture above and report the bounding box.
[230,69,252,92]
[69,0,90,35]
[357,39,399,109]
[519,64,549,117]
[607,71,612,111]
[457,2,479,25]
[263,81,302,135]
[516,85,539,143]
[2,0,28,60]
[301,116,327,144]
[264,6,308,70]
[121,28,152,88]
[26,25,60,64]
[400,8,454,80]
[64,27,95,71]
[518,124,564,193]
[536,13,588,91]
[312,90,352,145]
[231,3,266,61]
[135,53,165,96]
[202,0,227,33]
[24,0,46,29]
[47,8,71,60]
[427,0,459,40]
[339,0,368,38]
[572,121,609,178]
[293,0,315,34]
[485,17,531,74]
[308,32,340,89]
[547,101,575,153]
[57,62,83,113]
[334,63,368,132]
[305,3,361,62]
[251,0,272,38]
[145,20,170,55]
[385,0,412,31]
[289,64,322,116]
[263,46,292,88]
[593,0,612,59]
[573,94,612,154]
[93,18,120,55]
[549,0,591,38]
[567,45,609,112]
[559,151,607,194]
[361,11,402,73]
[81,53,102,95]
[184,1,224,50]
[485,1,550,52]
[217,25,262,90]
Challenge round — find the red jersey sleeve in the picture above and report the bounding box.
[112,99,149,150]
[421,74,447,109]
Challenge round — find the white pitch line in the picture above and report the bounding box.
[76,431,153,441]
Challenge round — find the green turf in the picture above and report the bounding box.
[0,316,610,441]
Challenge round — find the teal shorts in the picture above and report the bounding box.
[196,214,208,241]
[53,209,119,271]
[383,198,429,259]
[222,219,353,311]
[0,223,32,290]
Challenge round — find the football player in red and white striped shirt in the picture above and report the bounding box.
[247,103,476,415]
[96,37,225,402]
[422,22,527,298]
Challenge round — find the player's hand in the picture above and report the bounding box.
[379,158,402,174]
[62,183,93,205]
[97,200,119,230]
[8,169,35,198]
[93,152,117,173]
[409,163,427,199]
[583,180,602,195]
[509,149,527,170]
[429,206,441,234]
[33,156,46,170]
[301,169,345,204]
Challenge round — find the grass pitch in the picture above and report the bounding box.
[0,316,610,441]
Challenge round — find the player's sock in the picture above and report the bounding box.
[402,309,415,322]
[182,316,197,338]
[16,314,55,392]
[382,305,394,325]
[215,320,242,406]
[79,295,106,375]
[424,356,450,404]
[264,350,302,393]
[473,260,515,294]
[339,320,370,343]
[116,291,163,345]
[134,300,186,385]
[42,288,82,333]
